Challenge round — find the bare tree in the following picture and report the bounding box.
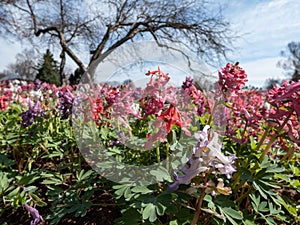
[5,49,38,81]
[278,41,300,82]
[0,0,235,82]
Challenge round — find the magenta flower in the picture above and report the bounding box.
[24,200,44,225]
[218,62,248,95]
[268,80,300,118]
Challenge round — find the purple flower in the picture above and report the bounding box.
[182,76,194,90]
[168,156,208,191]
[20,100,44,128]
[58,89,74,119]
[25,200,44,225]
[34,80,42,91]
[210,154,237,179]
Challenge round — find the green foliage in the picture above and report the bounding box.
[69,68,83,85]
[0,78,299,225]
[36,49,61,86]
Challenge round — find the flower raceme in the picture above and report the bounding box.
[267,80,300,145]
[267,80,300,119]
[20,100,44,128]
[218,62,248,95]
[168,125,237,191]
[0,95,9,110]
[88,95,104,126]
[58,88,74,120]
[158,105,183,133]
[144,105,183,150]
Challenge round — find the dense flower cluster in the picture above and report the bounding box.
[220,63,300,152]
[1,63,299,225]
[58,87,75,120]
[182,76,207,116]
[218,62,248,95]
[267,80,300,145]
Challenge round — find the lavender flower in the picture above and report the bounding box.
[58,89,74,119]
[24,200,44,225]
[168,125,237,191]
[20,100,44,128]
[168,156,208,191]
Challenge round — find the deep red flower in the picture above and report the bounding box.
[0,96,9,110]
[88,96,104,125]
[146,66,169,80]
[158,105,183,133]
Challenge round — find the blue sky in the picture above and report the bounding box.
[1,0,300,87]
[218,0,300,86]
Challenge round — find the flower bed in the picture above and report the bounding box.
[0,63,299,225]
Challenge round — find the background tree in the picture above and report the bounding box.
[263,77,282,90]
[6,49,38,81]
[36,49,61,86]
[277,41,300,82]
[69,68,84,85]
[0,0,235,82]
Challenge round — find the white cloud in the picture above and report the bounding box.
[241,57,286,87]
[226,0,300,60]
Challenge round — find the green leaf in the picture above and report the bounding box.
[18,174,40,186]
[0,154,15,167]
[41,178,63,185]
[156,202,166,216]
[249,194,260,211]
[76,170,94,181]
[250,136,256,150]
[114,208,141,225]
[7,187,20,198]
[265,217,276,225]
[131,186,153,194]
[253,181,268,199]
[222,207,243,220]
[31,193,47,207]
[243,219,257,225]
[114,185,129,199]
[169,220,179,225]
[258,201,268,212]
[150,166,172,182]
[215,195,235,208]
[0,172,12,193]
[142,203,157,222]
[240,167,253,182]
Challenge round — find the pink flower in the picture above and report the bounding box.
[0,95,9,110]
[268,80,300,119]
[218,62,248,95]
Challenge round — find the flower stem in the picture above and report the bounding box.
[191,174,208,225]
[259,113,292,162]
[255,124,271,152]
[166,142,170,171]
[156,146,160,163]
